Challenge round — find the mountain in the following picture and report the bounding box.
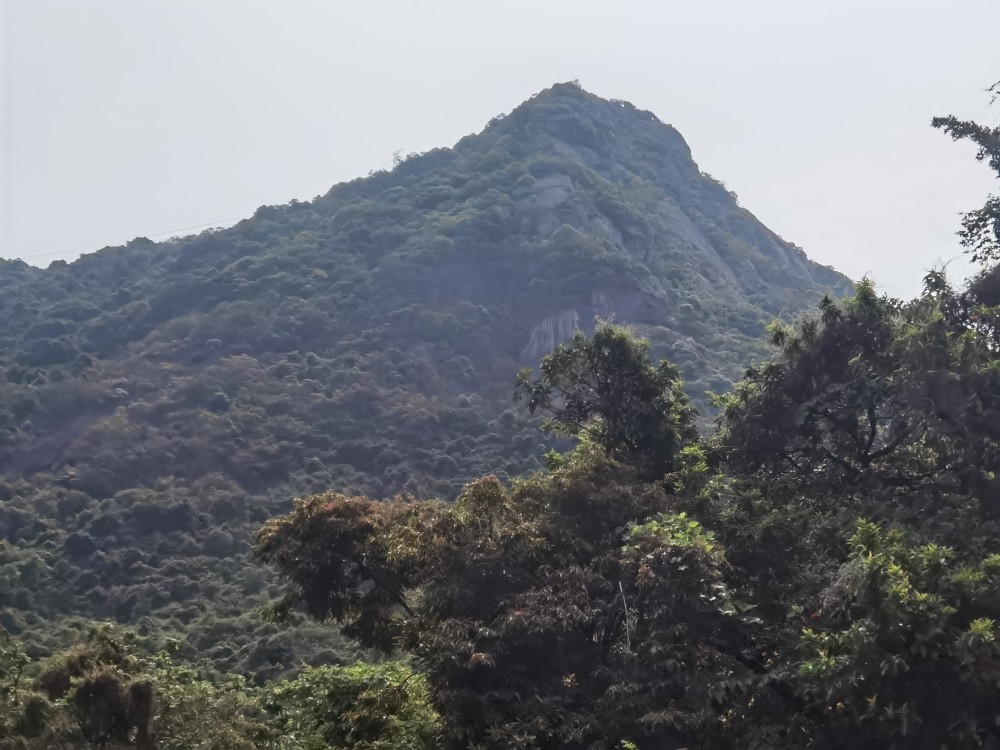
[0,82,850,675]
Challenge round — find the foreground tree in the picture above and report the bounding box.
[715,275,1000,529]
[0,625,441,750]
[256,93,1000,747]
[793,520,1000,747]
[258,273,1000,748]
[514,323,697,478]
[0,625,271,749]
[712,266,1000,746]
[258,325,776,749]
[932,81,1000,265]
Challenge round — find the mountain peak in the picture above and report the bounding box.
[0,82,851,674]
[479,81,689,160]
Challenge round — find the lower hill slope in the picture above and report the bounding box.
[0,82,849,675]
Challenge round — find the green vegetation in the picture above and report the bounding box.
[0,625,437,749]
[256,263,1000,746]
[0,82,845,682]
[1,81,996,747]
[514,323,697,478]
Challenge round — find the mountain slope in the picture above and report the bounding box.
[0,82,849,674]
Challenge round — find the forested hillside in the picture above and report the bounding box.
[4,264,999,747]
[0,82,848,678]
[1,79,998,749]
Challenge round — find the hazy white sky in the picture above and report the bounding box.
[2,0,998,297]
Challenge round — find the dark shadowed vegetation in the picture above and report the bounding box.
[2,81,997,747]
[0,83,846,683]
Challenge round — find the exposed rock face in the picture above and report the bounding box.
[523,309,580,361]
[389,85,851,388]
[529,175,574,209]
[653,199,742,292]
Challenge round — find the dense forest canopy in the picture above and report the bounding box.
[0,82,847,682]
[2,81,998,748]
